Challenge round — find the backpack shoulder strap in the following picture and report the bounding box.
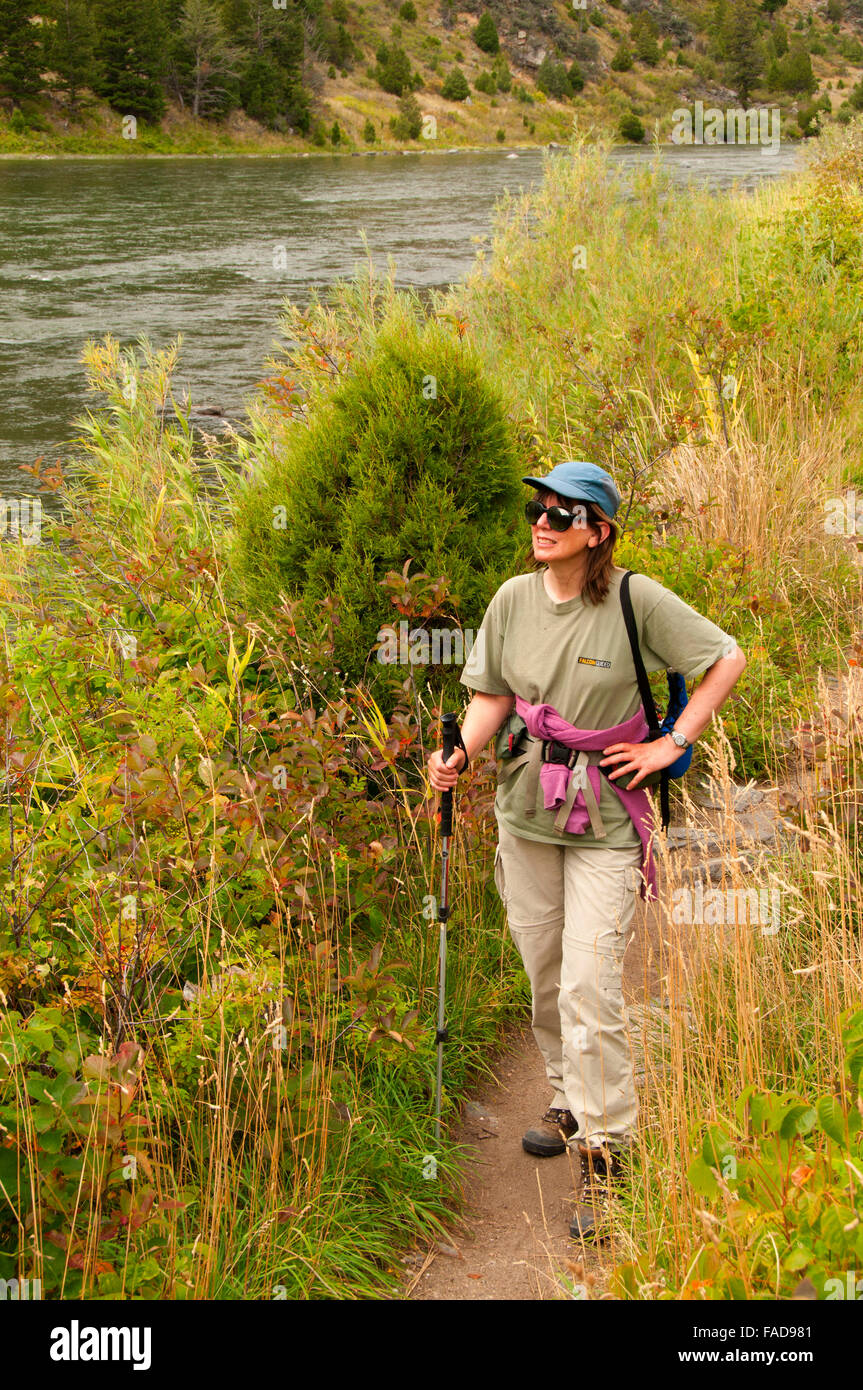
[620,570,660,734]
[620,569,672,833]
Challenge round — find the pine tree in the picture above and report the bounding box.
[92,0,168,121]
[630,10,660,65]
[235,0,310,133]
[473,12,499,55]
[708,0,729,57]
[46,0,95,110]
[778,39,816,93]
[0,1,45,107]
[722,0,762,103]
[221,0,252,38]
[441,65,469,99]
[536,55,572,97]
[174,0,242,118]
[376,43,412,95]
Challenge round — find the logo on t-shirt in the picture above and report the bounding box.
[578,656,612,668]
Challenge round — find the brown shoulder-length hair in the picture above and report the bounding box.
[524,486,619,606]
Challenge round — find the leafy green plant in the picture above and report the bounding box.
[619,110,645,141]
[614,1009,863,1299]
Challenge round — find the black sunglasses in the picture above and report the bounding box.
[525,497,589,532]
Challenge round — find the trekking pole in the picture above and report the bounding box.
[434,712,458,1145]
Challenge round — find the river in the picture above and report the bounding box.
[0,143,805,510]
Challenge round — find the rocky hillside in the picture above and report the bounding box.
[2,0,863,152]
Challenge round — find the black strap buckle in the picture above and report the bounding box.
[541,739,579,769]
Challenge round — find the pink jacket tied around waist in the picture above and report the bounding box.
[513,694,658,903]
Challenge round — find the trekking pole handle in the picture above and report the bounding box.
[439,712,457,838]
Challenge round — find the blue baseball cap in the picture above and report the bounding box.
[522,461,621,519]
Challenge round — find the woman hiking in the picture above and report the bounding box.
[427,460,746,1241]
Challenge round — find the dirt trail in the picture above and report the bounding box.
[403,776,791,1301]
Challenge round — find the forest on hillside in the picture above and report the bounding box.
[3,0,863,148]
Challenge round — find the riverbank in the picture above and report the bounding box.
[1,123,861,1303]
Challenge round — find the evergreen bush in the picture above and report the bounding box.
[229,300,524,699]
[389,93,423,138]
[619,109,645,141]
[474,12,500,54]
[611,40,634,70]
[441,66,470,99]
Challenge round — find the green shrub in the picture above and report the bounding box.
[474,70,497,95]
[331,121,342,145]
[375,43,413,95]
[399,0,417,20]
[630,9,660,65]
[493,54,512,91]
[363,117,376,142]
[229,300,524,697]
[619,109,645,141]
[611,40,634,71]
[536,55,572,99]
[797,101,822,137]
[589,7,605,25]
[772,42,817,95]
[389,93,423,138]
[441,66,470,100]
[496,126,505,140]
[473,12,499,54]
[774,19,788,56]
[573,33,600,65]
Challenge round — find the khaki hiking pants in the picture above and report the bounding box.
[493,819,644,1149]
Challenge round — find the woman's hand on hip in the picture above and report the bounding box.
[599,735,682,788]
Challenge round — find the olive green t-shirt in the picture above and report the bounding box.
[459,565,736,848]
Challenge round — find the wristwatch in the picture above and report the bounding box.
[668,727,692,751]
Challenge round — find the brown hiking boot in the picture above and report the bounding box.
[522,1107,579,1157]
[568,1140,628,1242]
